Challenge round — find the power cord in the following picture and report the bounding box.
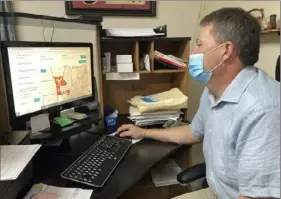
[50,23,55,42]
[41,20,55,42]
[41,19,46,41]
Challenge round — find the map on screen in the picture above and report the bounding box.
[7,46,92,116]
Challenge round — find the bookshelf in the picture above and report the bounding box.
[98,37,191,120]
[261,28,280,34]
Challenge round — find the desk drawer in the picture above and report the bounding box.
[0,163,32,199]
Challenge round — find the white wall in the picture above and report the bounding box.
[13,1,203,38]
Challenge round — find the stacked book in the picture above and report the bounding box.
[154,50,187,70]
[128,105,182,127]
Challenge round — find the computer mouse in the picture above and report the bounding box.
[115,131,132,140]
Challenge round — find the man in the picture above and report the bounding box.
[117,7,280,199]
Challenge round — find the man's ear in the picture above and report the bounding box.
[222,41,235,62]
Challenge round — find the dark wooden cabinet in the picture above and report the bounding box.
[0,131,32,199]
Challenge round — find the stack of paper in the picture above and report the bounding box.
[128,105,182,126]
[23,183,93,199]
[105,28,165,37]
[129,88,188,113]
[1,144,41,181]
[127,88,187,126]
[151,159,182,187]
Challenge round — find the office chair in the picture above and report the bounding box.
[177,163,208,188]
[275,55,280,82]
[175,120,208,189]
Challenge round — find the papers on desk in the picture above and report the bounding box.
[30,113,50,133]
[0,144,41,181]
[23,183,93,199]
[151,159,182,187]
[129,105,182,127]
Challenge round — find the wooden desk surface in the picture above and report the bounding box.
[31,131,187,199]
[0,131,29,145]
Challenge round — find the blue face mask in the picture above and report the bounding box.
[188,44,224,84]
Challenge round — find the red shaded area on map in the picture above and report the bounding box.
[53,76,70,96]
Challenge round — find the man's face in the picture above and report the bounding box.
[191,24,226,73]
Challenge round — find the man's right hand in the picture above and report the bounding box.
[116,124,146,139]
[116,123,200,145]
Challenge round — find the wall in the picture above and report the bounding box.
[13,1,203,37]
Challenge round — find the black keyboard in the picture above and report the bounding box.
[61,135,132,187]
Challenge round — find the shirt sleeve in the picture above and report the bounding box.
[189,88,207,139]
[236,106,280,198]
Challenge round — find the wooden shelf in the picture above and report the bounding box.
[140,69,186,74]
[261,29,280,34]
[98,37,191,120]
[103,69,187,75]
[101,37,191,42]
[0,12,102,30]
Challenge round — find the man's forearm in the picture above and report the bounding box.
[144,125,201,144]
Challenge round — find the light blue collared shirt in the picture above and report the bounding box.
[190,66,280,199]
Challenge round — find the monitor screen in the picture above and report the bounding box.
[6,45,93,117]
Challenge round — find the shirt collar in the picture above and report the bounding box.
[208,66,258,106]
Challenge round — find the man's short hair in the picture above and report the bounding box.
[200,7,261,66]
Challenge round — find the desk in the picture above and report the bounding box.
[0,131,32,199]
[27,131,191,199]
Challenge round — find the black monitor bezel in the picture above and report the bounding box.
[1,41,94,130]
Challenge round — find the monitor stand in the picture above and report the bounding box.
[31,109,101,142]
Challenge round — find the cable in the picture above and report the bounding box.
[50,23,55,42]
[41,20,46,41]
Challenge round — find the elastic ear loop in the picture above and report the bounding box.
[210,61,224,73]
[206,43,225,72]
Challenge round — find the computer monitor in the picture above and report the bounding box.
[1,41,94,128]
